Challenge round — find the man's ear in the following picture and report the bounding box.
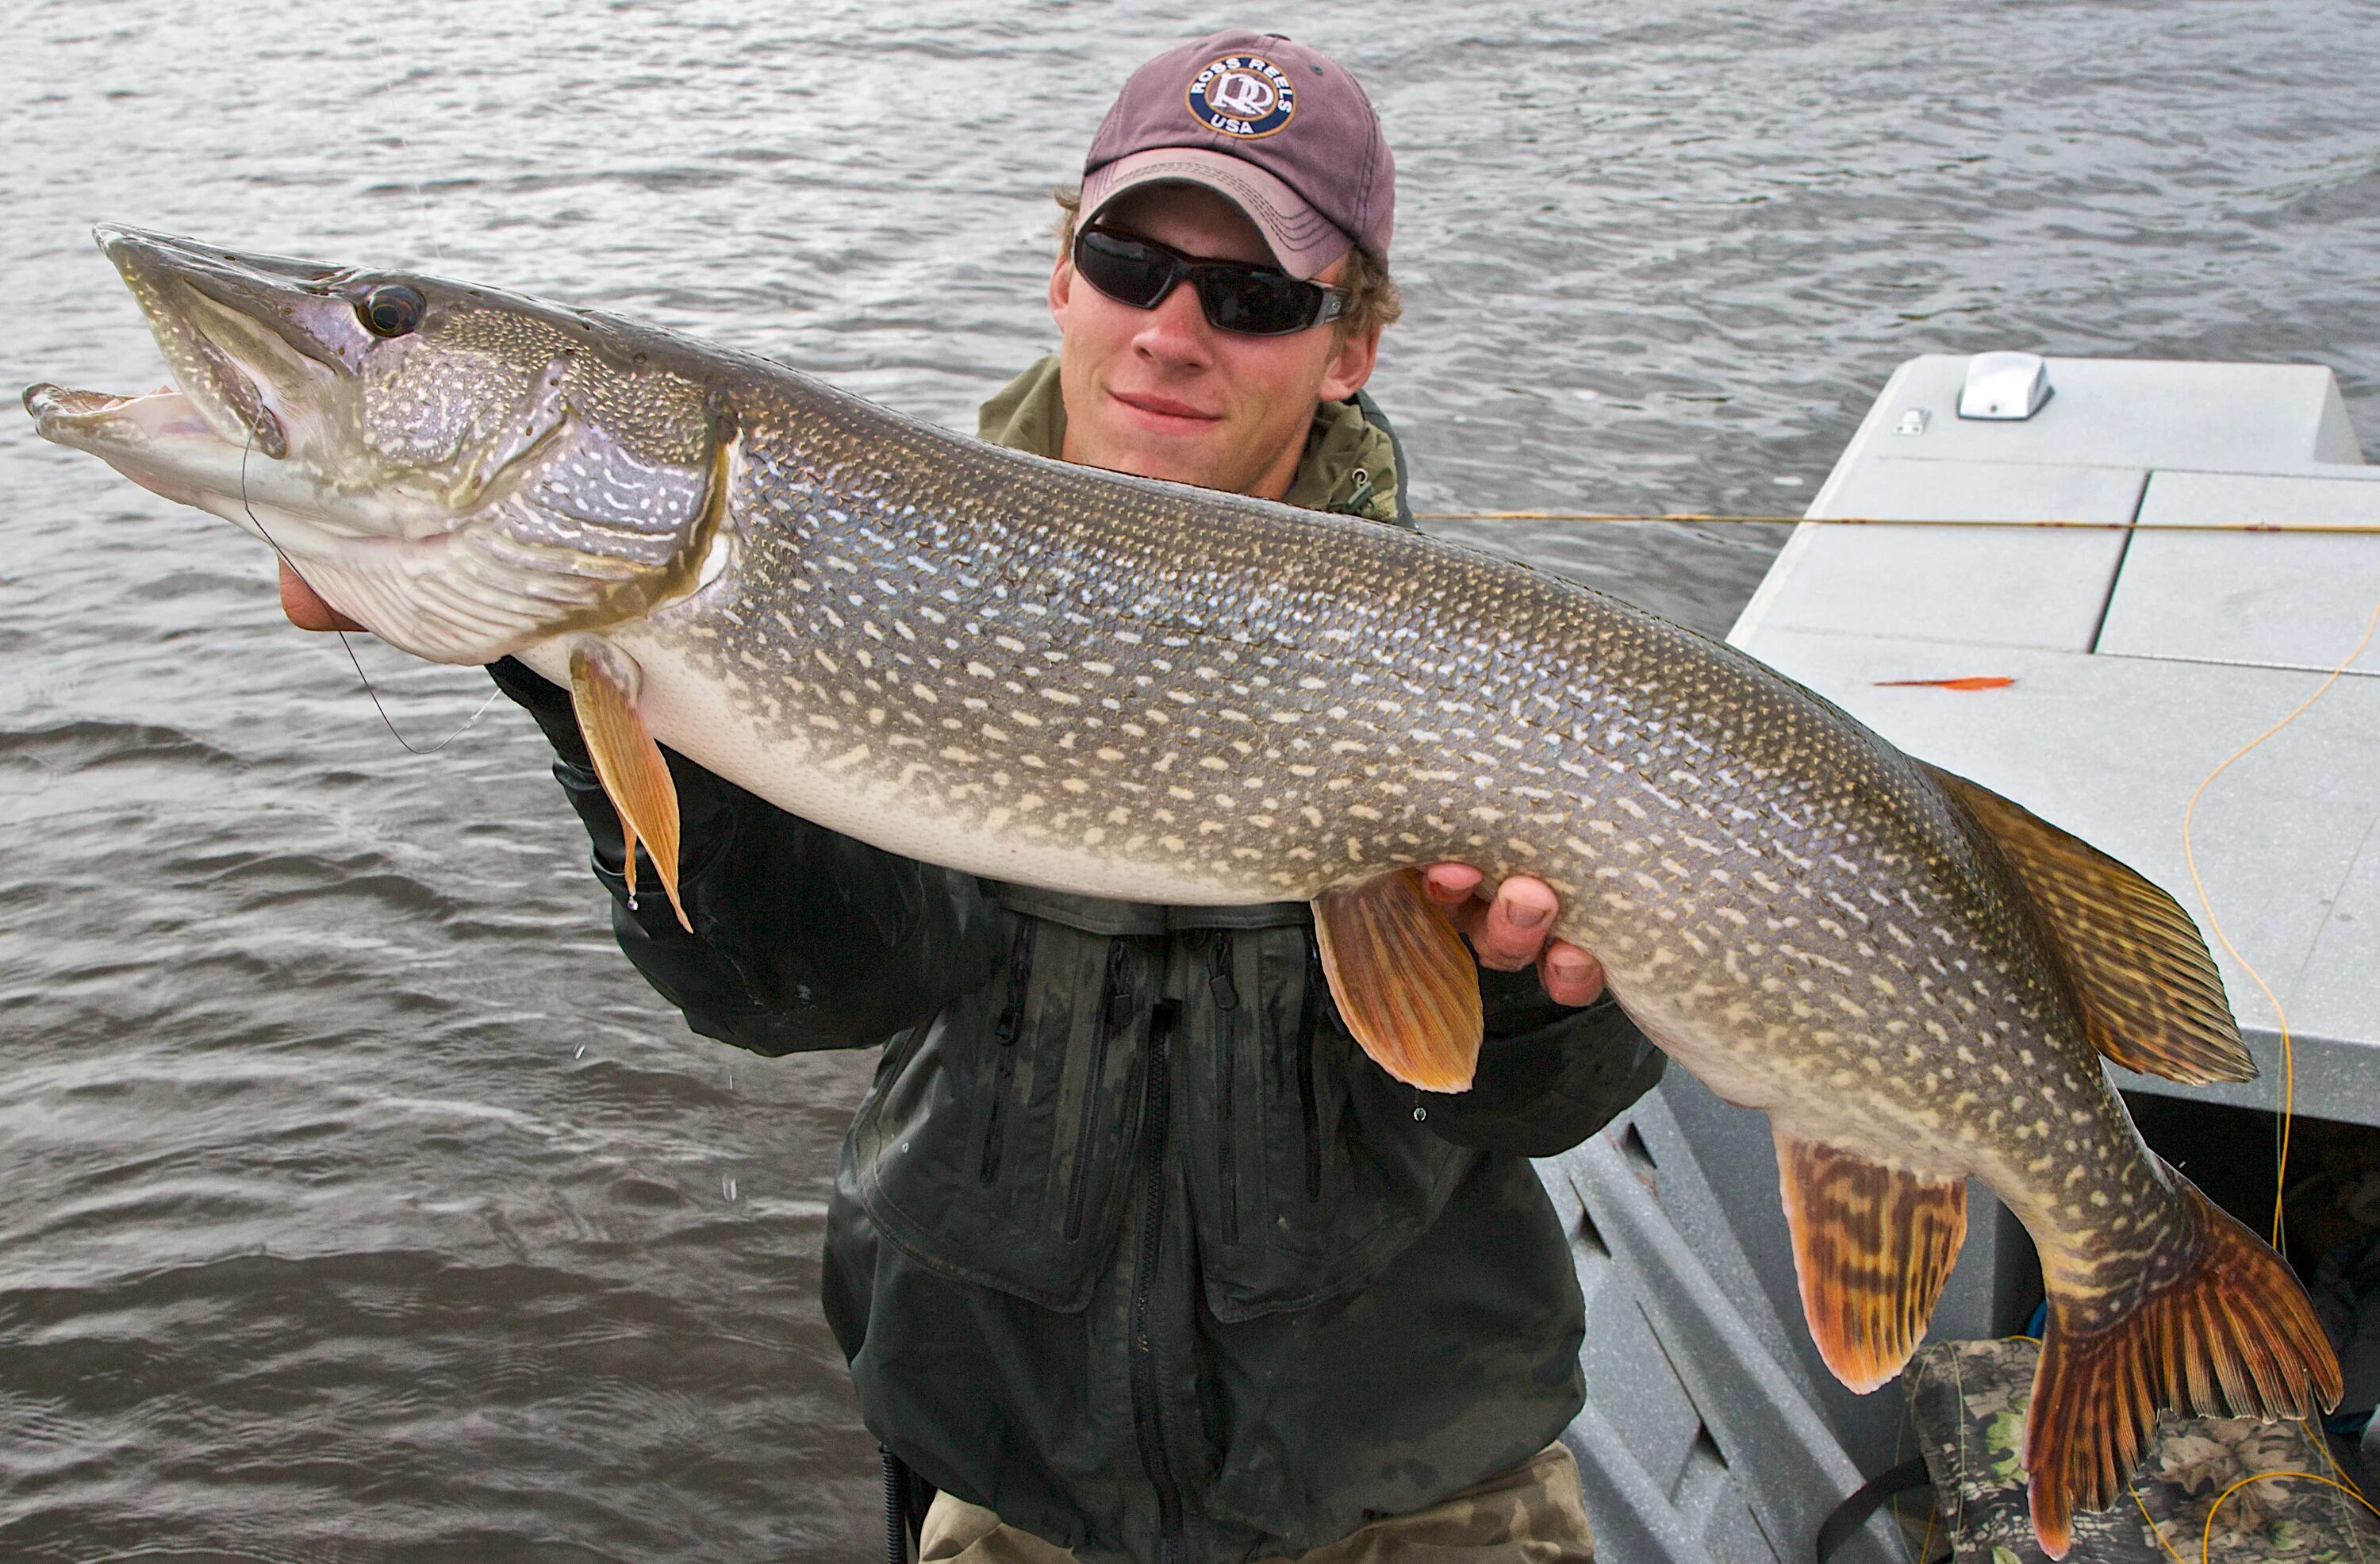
[1318,323,1381,403]
[1049,251,1075,325]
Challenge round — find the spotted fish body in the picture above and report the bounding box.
[536,384,2156,1250]
[28,229,2337,1556]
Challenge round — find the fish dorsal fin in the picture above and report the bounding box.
[1920,762,2252,1086]
[1773,1130,1967,1393]
[1311,869,1484,1092]
[569,638,691,932]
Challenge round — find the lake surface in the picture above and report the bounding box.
[2,2,2375,1558]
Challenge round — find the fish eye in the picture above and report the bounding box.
[359,283,426,338]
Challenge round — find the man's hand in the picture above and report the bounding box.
[280,560,363,632]
[1422,864,1606,1008]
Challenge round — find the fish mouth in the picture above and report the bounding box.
[26,225,370,475]
[23,225,401,544]
[24,381,219,448]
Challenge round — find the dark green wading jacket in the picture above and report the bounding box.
[489,360,1665,1564]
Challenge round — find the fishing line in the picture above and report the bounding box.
[1415,511,2380,536]
[2178,584,2380,1252]
[240,420,499,755]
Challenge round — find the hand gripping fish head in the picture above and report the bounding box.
[29,230,2344,1555]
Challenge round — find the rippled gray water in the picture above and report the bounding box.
[3,2,2375,1558]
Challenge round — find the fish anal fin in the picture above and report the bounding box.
[2025,1163,2341,1558]
[1311,869,1484,1093]
[568,639,691,932]
[1773,1129,1967,1394]
[1921,762,2252,1086]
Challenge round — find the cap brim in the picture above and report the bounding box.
[1080,148,1352,279]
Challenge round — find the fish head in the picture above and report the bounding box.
[25,225,734,663]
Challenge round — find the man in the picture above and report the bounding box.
[286,29,1662,1564]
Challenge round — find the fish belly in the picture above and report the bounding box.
[516,629,1268,905]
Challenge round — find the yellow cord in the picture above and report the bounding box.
[2132,1482,2190,1562]
[2177,588,2380,1246]
[2198,1470,2380,1561]
[1413,510,2380,534]
[2301,1413,2370,1504]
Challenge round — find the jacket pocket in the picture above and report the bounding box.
[851,912,1150,1311]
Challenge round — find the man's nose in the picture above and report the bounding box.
[1130,279,1213,367]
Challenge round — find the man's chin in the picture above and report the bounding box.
[1068,428,1235,493]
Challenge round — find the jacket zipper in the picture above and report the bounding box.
[1299,942,1326,1202]
[1207,933,1240,1244]
[977,920,1038,1185]
[1062,939,1131,1242]
[1129,999,1185,1564]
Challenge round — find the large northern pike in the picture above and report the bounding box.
[29,227,2337,1553]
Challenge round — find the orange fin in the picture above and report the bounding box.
[1922,762,2252,1086]
[1773,1130,1967,1394]
[1311,869,1484,1092]
[568,639,690,933]
[2025,1164,2340,1557]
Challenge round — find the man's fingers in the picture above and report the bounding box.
[1540,943,1607,1007]
[1417,865,1601,1005]
[280,559,363,632]
[1421,863,1483,904]
[1469,874,1560,970]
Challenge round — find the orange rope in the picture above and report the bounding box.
[2178,588,2380,1246]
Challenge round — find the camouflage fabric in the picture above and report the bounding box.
[919,1443,1595,1564]
[1906,1338,2380,1562]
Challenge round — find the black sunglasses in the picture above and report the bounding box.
[1073,225,1350,337]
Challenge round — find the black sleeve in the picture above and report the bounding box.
[1418,966,1667,1158]
[489,657,1004,1056]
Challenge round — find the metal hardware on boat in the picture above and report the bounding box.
[1957,351,2052,420]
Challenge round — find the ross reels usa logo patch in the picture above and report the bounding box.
[1186,55,1296,139]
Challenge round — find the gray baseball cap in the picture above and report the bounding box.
[1078,31,1395,280]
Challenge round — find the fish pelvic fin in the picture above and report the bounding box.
[1921,762,2253,1086]
[1772,1131,1967,1393]
[2024,1162,2341,1558]
[1311,868,1484,1092]
[568,638,691,933]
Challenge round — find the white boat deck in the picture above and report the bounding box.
[1546,353,2374,1562]
[1733,354,2378,1120]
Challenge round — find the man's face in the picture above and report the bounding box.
[1049,183,1380,500]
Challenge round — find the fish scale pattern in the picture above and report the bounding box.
[657,373,2199,1294]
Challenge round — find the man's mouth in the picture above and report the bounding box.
[1111,389,1222,431]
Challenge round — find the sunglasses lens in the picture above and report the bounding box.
[1074,230,1176,309]
[1073,227,1331,336]
[1196,268,1319,336]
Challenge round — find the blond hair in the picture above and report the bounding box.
[1053,185,1402,340]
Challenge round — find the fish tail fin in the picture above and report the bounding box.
[2024,1163,2340,1558]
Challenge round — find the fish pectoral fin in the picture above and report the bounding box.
[1921,761,2253,1086]
[2024,1162,2340,1558]
[1311,868,1484,1093]
[567,638,691,932]
[1773,1129,1967,1395]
